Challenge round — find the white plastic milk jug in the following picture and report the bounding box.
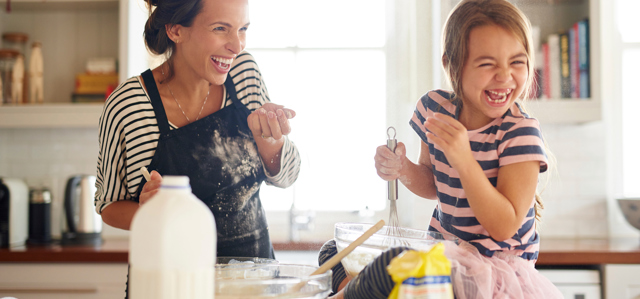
[129,175,216,299]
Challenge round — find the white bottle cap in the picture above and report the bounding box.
[160,175,190,188]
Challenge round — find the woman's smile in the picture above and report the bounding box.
[211,56,234,73]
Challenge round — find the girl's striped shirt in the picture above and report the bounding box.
[410,90,548,261]
[95,52,301,214]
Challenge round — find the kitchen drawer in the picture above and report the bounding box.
[0,263,127,299]
[539,269,602,299]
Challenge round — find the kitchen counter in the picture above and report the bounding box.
[1,238,639,265]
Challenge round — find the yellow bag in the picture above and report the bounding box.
[386,243,453,299]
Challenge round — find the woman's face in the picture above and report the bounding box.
[175,0,250,85]
[458,24,529,129]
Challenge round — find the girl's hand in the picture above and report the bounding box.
[247,103,296,142]
[139,170,162,205]
[424,113,474,170]
[374,141,407,181]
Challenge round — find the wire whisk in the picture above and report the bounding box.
[383,127,409,247]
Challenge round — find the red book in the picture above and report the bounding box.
[542,43,551,99]
[571,22,580,98]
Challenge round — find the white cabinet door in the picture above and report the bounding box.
[539,269,602,299]
[604,264,640,299]
[0,263,128,299]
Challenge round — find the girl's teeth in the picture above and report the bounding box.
[486,90,510,103]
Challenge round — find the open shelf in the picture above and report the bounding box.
[0,103,104,128]
[524,98,600,124]
[0,0,117,10]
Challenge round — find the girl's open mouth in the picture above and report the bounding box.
[484,89,512,105]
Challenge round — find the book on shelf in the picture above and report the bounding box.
[560,32,571,98]
[537,18,590,101]
[570,24,579,98]
[578,19,590,98]
[548,33,561,100]
[542,43,551,99]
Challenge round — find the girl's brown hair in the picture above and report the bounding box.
[441,0,536,102]
[441,0,548,223]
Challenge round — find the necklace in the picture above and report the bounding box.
[161,66,210,123]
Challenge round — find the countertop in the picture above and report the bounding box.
[1,238,639,265]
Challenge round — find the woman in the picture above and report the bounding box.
[95,0,300,259]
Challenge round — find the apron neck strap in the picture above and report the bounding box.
[141,69,171,134]
[224,73,245,110]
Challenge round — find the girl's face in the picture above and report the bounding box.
[459,24,529,130]
[175,0,250,85]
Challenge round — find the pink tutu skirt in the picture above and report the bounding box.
[443,241,563,299]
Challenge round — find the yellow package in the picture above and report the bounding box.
[386,243,453,299]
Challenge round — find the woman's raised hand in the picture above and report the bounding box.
[374,141,407,181]
[247,102,296,141]
[139,170,162,205]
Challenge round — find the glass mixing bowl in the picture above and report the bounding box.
[216,257,279,280]
[217,257,278,265]
[214,264,331,299]
[334,222,459,277]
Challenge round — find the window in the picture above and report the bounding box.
[618,0,640,197]
[248,0,388,212]
[122,0,437,241]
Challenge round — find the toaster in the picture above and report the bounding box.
[0,178,29,248]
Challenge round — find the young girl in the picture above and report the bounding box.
[319,0,562,298]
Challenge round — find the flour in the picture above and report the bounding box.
[215,181,260,212]
[204,130,260,186]
[340,252,377,277]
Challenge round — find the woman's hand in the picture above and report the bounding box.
[423,113,474,171]
[247,102,296,141]
[139,170,162,205]
[374,142,407,181]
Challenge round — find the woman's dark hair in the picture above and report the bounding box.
[143,0,204,82]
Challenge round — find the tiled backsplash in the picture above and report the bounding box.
[0,122,611,239]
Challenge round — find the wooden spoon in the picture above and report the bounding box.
[289,219,386,294]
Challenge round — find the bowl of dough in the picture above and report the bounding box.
[214,263,331,299]
[334,222,459,277]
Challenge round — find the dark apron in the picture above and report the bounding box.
[125,69,274,298]
[138,69,273,257]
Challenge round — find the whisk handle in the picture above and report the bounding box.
[387,138,398,201]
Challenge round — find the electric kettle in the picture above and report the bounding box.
[61,175,102,246]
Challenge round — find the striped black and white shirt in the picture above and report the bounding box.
[95,52,301,214]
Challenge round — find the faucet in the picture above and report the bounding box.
[289,202,315,242]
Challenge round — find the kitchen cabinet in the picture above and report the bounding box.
[440,0,602,124]
[516,0,601,125]
[539,269,602,299]
[0,0,143,128]
[604,264,640,299]
[0,263,128,299]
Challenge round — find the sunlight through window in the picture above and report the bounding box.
[248,0,387,211]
